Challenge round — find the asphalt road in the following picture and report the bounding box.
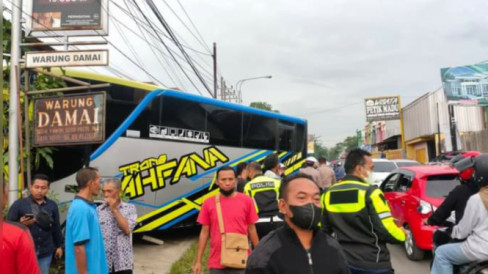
[390,244,431,274]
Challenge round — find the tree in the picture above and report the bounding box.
[342,135,359,153]
[2,17,62,182]
[249,101,280,113]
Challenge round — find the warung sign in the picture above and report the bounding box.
[25,50,109,68]
[365,96,400,121]
[34,92,106,146]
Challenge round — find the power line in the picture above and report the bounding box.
[161,0,212,55]
[131,0,204,95]
[121,0,186,89]
[176,0,212,54]
[144,0,213,97]
[113,1,215,79]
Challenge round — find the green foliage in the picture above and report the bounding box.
[2,19,65,181]
[170,241,209,274]
[313,135,359,161]
[249,101,280,113]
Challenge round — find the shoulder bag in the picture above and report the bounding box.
[215,194,249,268]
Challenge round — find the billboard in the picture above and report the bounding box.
[364,96,400,122]
[27,0,108,36]
[440,63,488,106]
[33,92,106,146]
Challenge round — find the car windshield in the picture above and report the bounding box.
[374,162,396,172]
[395,161,421,167]
[426,175,460,198]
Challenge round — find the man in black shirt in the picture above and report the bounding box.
[8,174,63,274]
[246,174,349,274]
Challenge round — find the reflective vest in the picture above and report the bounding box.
[244,175,281,217]
[321,179,405,269]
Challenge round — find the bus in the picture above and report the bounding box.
[39,69,307,233]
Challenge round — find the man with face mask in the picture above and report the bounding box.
[246,173,349,274]
[322,149,405,274]
[193,166,259,274]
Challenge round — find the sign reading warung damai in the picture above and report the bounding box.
[34,92,106,146]
[364,96,400,122]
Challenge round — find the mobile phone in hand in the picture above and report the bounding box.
[24,213,34,219]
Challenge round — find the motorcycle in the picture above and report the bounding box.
[432,226,488,274]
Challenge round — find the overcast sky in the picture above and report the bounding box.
[179,0,488,146]
[6,0,488,147]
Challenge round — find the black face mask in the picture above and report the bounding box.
[220,187,235,197]
[288,203,321,230]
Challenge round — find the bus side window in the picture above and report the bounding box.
[295,124,306,154]
[161,96,206,132]
[278,122,295,152]
[243,114,277,150]
[204,104,241,147]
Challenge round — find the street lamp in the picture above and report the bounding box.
[236,75,272,104]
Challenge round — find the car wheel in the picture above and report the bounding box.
[404,225,425,261]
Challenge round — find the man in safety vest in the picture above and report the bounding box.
[244,161,282,238]
[321,148,405,274]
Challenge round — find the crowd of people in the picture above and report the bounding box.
[193,149,488,274]
[1,167,137,274]
[2,148,488,274]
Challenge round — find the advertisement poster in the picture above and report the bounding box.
[31,0,103,31]
[440,63,488,106]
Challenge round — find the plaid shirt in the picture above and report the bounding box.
[97,201,137,272]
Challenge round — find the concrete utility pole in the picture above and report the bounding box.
[8,0,22,205]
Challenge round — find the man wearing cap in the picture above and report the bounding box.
[299,156,323,188]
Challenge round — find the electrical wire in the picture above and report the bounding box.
[161,0,212,55]
[130,0,204,95]
[121,0,186,89]
[113,1,215,79]
[144,0,213,97]
[176,0,212,54]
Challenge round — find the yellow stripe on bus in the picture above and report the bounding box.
[135,189,219,232]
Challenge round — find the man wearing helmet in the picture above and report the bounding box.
[427,151,481,226]
[431,153,488,274]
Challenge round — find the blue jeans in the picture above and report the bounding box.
[349,265,393,274]
[38,255,53,274]
[431,242,471,274]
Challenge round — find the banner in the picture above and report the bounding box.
[33,92,106,146]
[364,96,400,122]
[440,63,488,106]
[29,0,107,33]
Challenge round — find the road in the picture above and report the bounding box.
[390,244,431,274]
[133,229,432,274]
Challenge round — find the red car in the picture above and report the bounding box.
[379,165,460,260]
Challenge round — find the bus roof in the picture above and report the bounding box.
[43,68,307,124]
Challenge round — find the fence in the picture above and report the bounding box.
[460,130,488,153]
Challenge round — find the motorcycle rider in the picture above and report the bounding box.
[431,154,488,274]
[427,151,481,227]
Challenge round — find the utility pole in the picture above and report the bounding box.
[448,105,458,152]
[213,42,217,99]
[436,103,442,156]
[8,0,22,205]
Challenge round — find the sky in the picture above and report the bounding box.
[179,0,488,146]
[4,0,488,147]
